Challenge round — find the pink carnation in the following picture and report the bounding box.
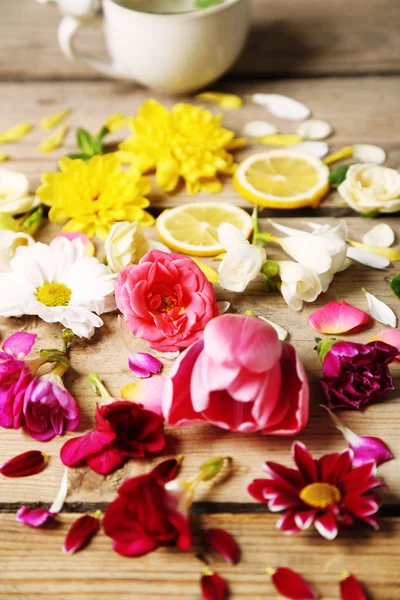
[115,250,219,353]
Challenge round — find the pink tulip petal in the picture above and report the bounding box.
[2,332,37,359]
[0,450,47,477]
[120,378,165,417]
[16,506,54,527]
[269,567,319,600]
[203,528,240,565]
[128,352,163,378]
[63,513,100,554]
[200,571,229,600]
[308,301,370,334]
[340,573,367,600]
[369,329,400,360]
[55,232,95,256]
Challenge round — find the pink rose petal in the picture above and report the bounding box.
[120,378,165,417]
[308,301,370,334]
[340,573,367,600]
[369,329,400,360]
[2,332,37,360]
[269,567,319,600]
[128,352,163,378]
[203,528,240,565]
[55,232,95,256]
[63,513,101,554]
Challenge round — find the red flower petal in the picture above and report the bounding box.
[313,508,338,540]
[151,458,182,485]
[200,571,229,600]
[269,567,319,600]
[308,301,370,334]
[203,528,240,565]
[292,442,318,483]
[63,513,101,555]
[0,451,48,477]
[340,573,367,600]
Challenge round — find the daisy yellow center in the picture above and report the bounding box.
[36,282,72,307]
[299,482,341,509]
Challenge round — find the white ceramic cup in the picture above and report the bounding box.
[56,0,251,94]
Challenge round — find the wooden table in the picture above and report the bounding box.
[1,1,400,598]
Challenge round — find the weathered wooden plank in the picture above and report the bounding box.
[0,218,399,505]
[0,513,399,599]
[1,0,399,80]
[0,78,399,212]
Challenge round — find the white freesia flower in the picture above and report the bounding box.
[278,261,322,311]
[218,223,266,292]
[0,168,39,216]
[338,164,400,215]
[0,230,34,272]
[0,237,115,338]
[278,221,348,292]
[104,221,169,274]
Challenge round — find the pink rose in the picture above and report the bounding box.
[115,250,219,352]
[162,314,309,435]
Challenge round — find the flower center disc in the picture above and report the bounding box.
[299,482,341,509]
[36,282,72,307]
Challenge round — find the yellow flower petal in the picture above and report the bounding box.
[39,125,68,154]
[0,152,8,162]
[0,123,33,144]
[39,108,71,130]
[348,239,400,262]
[104,112,127,132]
[256,134,303,146]
[120,382,142,402]
[195,91,243,110]
[191,258,219,282]
[324,146,354,165]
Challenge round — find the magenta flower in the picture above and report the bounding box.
[320,340,397,410]
[248,442,383,540]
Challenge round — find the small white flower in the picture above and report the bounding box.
[0,168,39,216]
[338,164,400,215]
[278,261,322,311]
[0,230,34,272]
[218,223,266,292]
[0,237,115,338]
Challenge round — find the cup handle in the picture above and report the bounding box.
[58,14,125,78]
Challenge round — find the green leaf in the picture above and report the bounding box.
[196,0,223,8]
[67,152,92,161]
[76,128,96,156]
[328,164,351,189]
[93,126,109,154]
[21,207,43,235]
[389,274,400,300]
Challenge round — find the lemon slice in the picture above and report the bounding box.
[234,150,330,209]
[156,202,253,257]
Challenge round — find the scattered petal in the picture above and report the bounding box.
[192,257,219,282]
[120,378,165,417]
[0,451,48,478]
[63,512,101,554]
[196,91,243,109]
[55,231,95,256]
[257,134,303,146]
[0,152,8,162]
[369,329,400,359]
[40,108,71,130]
[268,567,319,600]
[324,146,353,165]
[322,405,393,468]
[363,223,395,248]
[152,457,182,485]
[251,94,311,121]
[217,301,231,315]
[346,246,390,269]
[258,316,288,340]
[308,300,370,334]
[268,220,309,236]
[288,141,329,158]
[200,569,229,600]
[39,125,68,153]
[353,144,386,165]
[363,288,397,327]
[203,528,240,564]
[49,467,69,514]
[340,573,367,600]
[16,506,55,527]
[297,119,333,141]
[0,123,33,144]
[348,239,400,262]
[242,120,279,138]
[104,112,127,132]
[128,352,163,378]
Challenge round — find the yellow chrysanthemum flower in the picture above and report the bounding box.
[119,99,246,195]
[37,154,153,240]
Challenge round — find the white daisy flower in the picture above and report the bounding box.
[0,168,39,216]
[0,237,116,338]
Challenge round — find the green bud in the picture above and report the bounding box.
[88,372,112,401]
[21,207,43,235]
[40,349,69,369]
[261,259,279,278]
[198,456,230,482]
[315,338,337,362]
[61,329,74,345]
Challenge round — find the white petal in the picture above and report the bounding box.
[364,289,397,327]
[268,220,310,236]
[346,246,390,269]
[49,467,69,514]
[288,141,329,158]
[217,301,230,315]
[297,119,333,140]
[363,223,395,248]
[241,120,279,138]
[153,349,180,360]
[258,316,288,340]
[251,94,311,121]
[218,222,246,251]
[281,282,303,311]
[353,144,386,165]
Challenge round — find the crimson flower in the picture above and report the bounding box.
[248,442,383,540]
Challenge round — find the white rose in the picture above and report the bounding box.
[218,223,266,292]
[338,164,400,215]
[0,169,39,216]
[0,230,34,272]
[278,261,322,311]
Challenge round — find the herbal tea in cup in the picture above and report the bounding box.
[116,0,224,13]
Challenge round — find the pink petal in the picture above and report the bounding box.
[269,567,319,600]
[55,232,95,256]
[0,450,47,477]
[2,332,37,359]
[63,513,101,554]
[369,329,400,359]
[128,352,163,378]
[200,571,229,600]
[308,301,370,334]
[16,506,54,527]
[203,528,240,565]
[120,378,165,417]
[340,574,367,600]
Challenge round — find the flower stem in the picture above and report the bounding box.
[88,372,112,401]
[251,205,260,245]
[51,361,70,378]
